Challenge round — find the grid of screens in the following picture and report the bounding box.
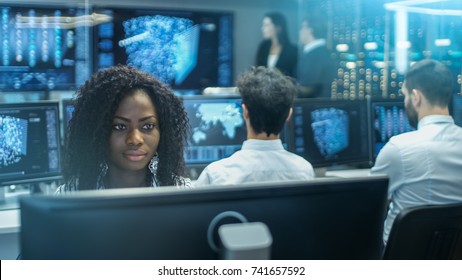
[325,0,462,99]
[370,98,415,160]
[182,96,246,165]
[290,99,370,167]
[0,5,89,91]
[93,7,233,95]
[0,101,61,184]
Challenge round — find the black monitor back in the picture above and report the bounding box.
[20,176,389,260]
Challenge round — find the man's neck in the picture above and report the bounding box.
[418,106,450,120]
[247,130,279,140]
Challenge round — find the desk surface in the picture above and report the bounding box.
[325,168,373,178]
[0,209,20,234]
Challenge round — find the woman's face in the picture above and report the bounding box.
[262,17,277,39]
[108,90,160,174]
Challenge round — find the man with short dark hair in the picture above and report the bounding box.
[296,16,336,98]
[195,66,314,186]
[371,59,462,244]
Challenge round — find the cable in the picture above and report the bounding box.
[206,210,248,252]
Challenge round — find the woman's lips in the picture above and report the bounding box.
[124,151,147,162]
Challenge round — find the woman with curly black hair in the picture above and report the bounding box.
[59,65,191,192]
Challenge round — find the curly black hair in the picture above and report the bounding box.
[237,66,295,136]
[63,65,189,190]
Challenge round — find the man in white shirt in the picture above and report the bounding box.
[195,66,315,186]
[370,59,462,244]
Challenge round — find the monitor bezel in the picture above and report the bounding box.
[289,98,371,168]
[0,101,62,185]
[20,175,389,260]
[181,95,246,166]
[91,6,235,94]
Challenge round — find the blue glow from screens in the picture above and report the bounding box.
[120,15,198,85]
[311,108,349,158]
[0,116,28,165]
[64,103,75,124]
[183,98,246,165]
[372,101,415,158]
[0,6,89,91]
[0,103,61,184]
[94,8,233,94]
[292,100,369,167]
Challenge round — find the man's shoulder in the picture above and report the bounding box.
[388,130,419,146]
[283,151,314,168]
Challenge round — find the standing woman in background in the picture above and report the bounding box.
[58,65,192,192]
[255,12,297,77]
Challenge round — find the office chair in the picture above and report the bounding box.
[383,203,462,260]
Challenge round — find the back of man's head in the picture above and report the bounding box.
[405,59,453,107]
[237,66,295,136]
[303,15,327,39]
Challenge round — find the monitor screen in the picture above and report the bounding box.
[0,101,61,185]
[289,99,370,167]
[0,5,90,91]
[452,93,462,127]
[92,7,233,95]
[370,98,415,160]
[182,96,247,165]
[61,98,75,142]
[20,175,388,259]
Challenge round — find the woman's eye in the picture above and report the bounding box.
[143,123,156,130]
[113,124,126,131]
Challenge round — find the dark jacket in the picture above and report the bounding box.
[256,39,298,77]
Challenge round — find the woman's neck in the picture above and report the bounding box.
[270,38,281,55]
[105,169,148,188]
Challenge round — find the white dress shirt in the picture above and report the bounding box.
[371,115,462,243]
[195,139,315,186]
[303,39,326,54]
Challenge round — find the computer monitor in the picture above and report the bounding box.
[92,7,233,95]
[20,175,389,259]
[452,93,462,127]
[182,95,247,165]
[370,98,415,161]
[289,98,370,167]
[0,5,90,91]
[0,101,61,185]
[183,95,290,166]
[60,98,75,143]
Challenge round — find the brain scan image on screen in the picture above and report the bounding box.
[192,102,243,144]
[310,108,349,158]
[0,115,28,167]
[119,15,198,85]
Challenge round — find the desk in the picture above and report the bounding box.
[0,209,20,260]
[325,168,373,178]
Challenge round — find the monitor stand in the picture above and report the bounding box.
[0,187,5,203]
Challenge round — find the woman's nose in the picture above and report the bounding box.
[126,129,143,146]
